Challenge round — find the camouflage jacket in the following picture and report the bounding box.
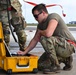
[0,0,22,12]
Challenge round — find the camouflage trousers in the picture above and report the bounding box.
[0,9,26,50]
[2,25,10,46]
[16,30,26,50]
[0,10,10,46]
[38,36,75,70]
[11,9,27,51]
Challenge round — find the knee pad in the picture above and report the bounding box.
[3,30,10,34]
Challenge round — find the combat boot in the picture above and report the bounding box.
[38,52,52,71]
[43,65,61,74]
[63,55,73,71]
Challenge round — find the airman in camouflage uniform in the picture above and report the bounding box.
[17,4,76,74]
[0,0,26,51]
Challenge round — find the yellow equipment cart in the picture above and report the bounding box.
[0,22,38,74]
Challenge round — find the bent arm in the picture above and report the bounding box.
[23,29,41,54]
[39,19,58,37]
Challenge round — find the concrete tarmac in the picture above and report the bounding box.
[0,26,76,75]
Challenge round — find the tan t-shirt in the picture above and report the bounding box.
[37,13,75,42]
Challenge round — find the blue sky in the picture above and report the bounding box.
[19,0,76,24]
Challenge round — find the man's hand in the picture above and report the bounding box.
[17,50,26,56]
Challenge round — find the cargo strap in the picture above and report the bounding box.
[23,0,66,17]
[67,40,76,47]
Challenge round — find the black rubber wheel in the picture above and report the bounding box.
[33,68,38,73]
[7,69,12,74]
